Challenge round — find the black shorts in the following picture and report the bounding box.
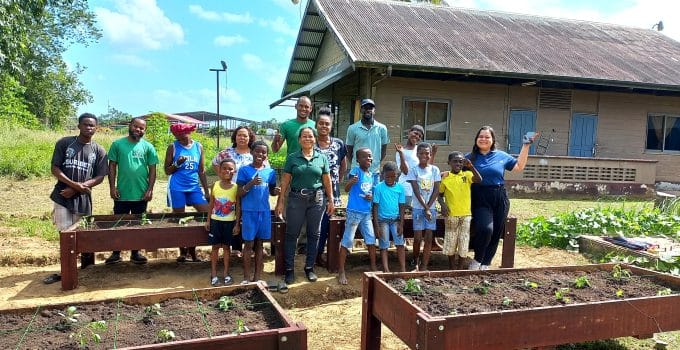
[209,220,235,246]
[113,200,148,214]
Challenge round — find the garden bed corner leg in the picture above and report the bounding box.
[360,272,381,350]
[60,231,78,290]
[274,222,286,275]
[327,219,343,273]
[501,217,517,268]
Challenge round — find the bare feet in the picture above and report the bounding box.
[338,272,348,285]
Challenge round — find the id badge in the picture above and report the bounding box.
[315,190,323,202]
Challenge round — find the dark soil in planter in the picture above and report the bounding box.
[1,288,283,349]
[387,267,678,317]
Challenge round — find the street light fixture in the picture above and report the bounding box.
[209,60,228,149]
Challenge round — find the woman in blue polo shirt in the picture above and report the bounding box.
[275,127,335,285]
[467,126,536,270]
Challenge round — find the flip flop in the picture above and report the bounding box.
[176,256,187,263]
[43,273,61,285]
[278,281,289,294]
[266,280,279,291]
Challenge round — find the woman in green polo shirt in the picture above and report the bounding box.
[275,127,335,285]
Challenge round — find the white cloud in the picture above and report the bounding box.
[259,17,298,37]
[189,4,254,23]
[242,53,288,88]
[112,54,154,69]
[96,0,184,50]
[214,35,248,47]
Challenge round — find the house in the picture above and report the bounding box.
[270,0,680,195]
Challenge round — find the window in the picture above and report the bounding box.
[647,114,680,152]
[402,98,450,143]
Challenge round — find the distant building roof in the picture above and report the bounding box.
[278,0,680,99]
[139,113,208,125]
[175,111,256,124]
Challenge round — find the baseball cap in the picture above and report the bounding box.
[360,98,375,108]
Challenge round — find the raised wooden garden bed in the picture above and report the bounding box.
[59,212,285,291]
[1,283,306,349]
[361,263,680,350]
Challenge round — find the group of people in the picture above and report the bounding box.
[46,96,535,287]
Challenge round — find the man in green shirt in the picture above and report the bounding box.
[272,96,315,155]
[105,117,159,265]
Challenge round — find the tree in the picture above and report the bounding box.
[99,106,133,127]
[0,72,40,129]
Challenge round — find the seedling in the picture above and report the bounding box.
[178,216,195,226]
[142,303,161,324]
[554,288,571,303]
[216,296,234,311]
[56,306,80,330]
[71,320,107,348]
[232,319,250,334]
[521,279,539,289]
[403,278,422,294]
[616,289,625,298]
[140,212,152,226]
[611,264,631,281]
[573,275,591,289]
[78,216,95,229]
[502,296,513,306]
[473,280,492,295]
[157,329,175,343]
[657,288,672,296]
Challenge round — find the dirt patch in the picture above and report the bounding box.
[1,289,282,349]
[387,268,677,317]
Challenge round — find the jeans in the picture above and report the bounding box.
[471,185,509,265]
[317,212,330,256]
[284,191,326,270]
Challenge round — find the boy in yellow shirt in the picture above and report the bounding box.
[438,152,481,269]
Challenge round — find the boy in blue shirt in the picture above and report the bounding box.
[372,161,406,272]
[338,148,376,285]
[237,141,280,283]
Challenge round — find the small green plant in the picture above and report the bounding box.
[142,303,162,324]
[157,329,176,343]
[71,320,107,348]
[78,216,95,229]
[502,296,513,306]
[657,288,672,296]
[232,319,250,334]
[473,280,492,295]
[403,278,422,294]
[615,289,625,298]
[56,306,80,330]
[216,296,234,311]
[521,279,539,289]
[178,216,195,226]
[554,288,571,303]
[140,212,152,226]
[573,275,591,289]
[611,264,632,281]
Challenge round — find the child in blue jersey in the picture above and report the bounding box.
[338,148,376,285]
[406,143,441,271]
[205,159,239,286]
[372,161,406,272]
[237,141,281,284]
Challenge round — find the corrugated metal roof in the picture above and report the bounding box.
[299,0,680,90]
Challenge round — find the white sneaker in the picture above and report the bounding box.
[480,265,490,270]
[468,260,481,270]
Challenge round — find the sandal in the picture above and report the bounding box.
[240,280,249,285]
[210,276,219,287]
[224,275,233,285]
[189,255,204,263]
[43,273,61,285]
[278,281,289,294]
[176,256,187,263]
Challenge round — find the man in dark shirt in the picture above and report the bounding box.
[43,113,108,284]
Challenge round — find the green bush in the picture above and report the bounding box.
[517,206,680,249]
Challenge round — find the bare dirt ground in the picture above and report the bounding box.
[0,178,670,349]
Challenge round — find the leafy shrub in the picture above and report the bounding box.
[517,206,680,249]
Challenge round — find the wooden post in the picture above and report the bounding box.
[274,221,286,275]
[501,217,517,268]
[60,231,78,290]
[360,272,382,350]
[327,218,343,273]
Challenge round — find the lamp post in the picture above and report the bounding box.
[209,60,228,149]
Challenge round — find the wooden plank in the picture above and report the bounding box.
[360,272,382,350]
[59,231,78,291]
[274,221,286,275]
[73,227,209,252]
[501,217,517,268]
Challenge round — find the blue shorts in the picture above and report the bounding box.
[167,189,208,208]
[412,208,437,231]
[341,210,375,250]
[241,210,271,241]
[377,218,405,249]
[209,220,235,245]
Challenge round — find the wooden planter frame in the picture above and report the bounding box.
[4,284,306,349]
[361,264,680,350]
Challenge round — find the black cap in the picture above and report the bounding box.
[360,98,375,107]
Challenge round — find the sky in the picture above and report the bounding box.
[64,0,680,123]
